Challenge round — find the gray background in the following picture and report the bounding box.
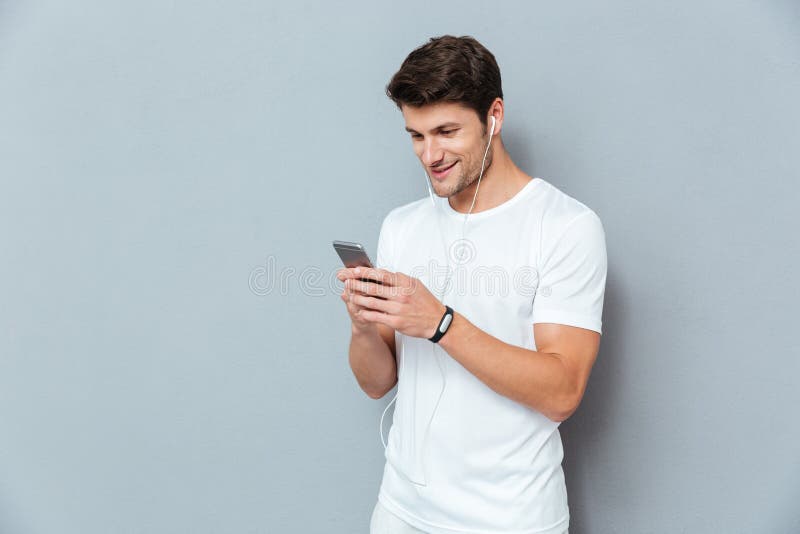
[1,1,798,533]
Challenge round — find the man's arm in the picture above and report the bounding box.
[437,313,600,422]
[338,266,399,399]
[346,268,601,420]
[348,320,397,400]
[433,211,606,421]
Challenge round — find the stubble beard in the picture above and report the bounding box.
[434,146,494,200]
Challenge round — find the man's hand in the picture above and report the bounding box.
[336,267,380,334]
[336,266,445,339]
[336,267,399,399]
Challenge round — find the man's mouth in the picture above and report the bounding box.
[431,161,457,180]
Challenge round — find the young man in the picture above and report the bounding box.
[337,35,607,534]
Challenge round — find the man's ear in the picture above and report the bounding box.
[486,97,504,136]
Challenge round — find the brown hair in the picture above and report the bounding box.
[386,35,503,130]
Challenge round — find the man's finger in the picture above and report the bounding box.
[337,267,364,281]
[358,309,396,329]
[351,293,397,314]
[354,267,396,287]
[348,278,390,299]
[336,268,350,281]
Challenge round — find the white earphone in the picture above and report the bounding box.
[382,114,497,459]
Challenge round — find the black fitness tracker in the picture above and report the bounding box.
[429,305,454,343]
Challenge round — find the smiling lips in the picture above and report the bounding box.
[431,161,457,180]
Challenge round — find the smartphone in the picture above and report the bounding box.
[332,240,374,269]
[332,240,385,287]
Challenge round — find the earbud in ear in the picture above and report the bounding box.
[490,116,496,136]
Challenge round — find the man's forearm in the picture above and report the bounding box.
[437,312,578,422]
[349,326,397,399]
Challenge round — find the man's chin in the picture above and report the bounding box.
[433,181,468,199]
[430,185,453,199]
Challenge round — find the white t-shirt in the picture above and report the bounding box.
[374,177,607,534]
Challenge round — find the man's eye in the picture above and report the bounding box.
[411,134,422,140]
[441,129,456,135]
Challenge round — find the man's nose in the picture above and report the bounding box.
[420,138,444,167]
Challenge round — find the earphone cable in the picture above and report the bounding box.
[380,118,495,460]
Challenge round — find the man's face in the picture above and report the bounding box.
[402,102,493,200]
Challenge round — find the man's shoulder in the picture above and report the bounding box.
[383,196,432,227]
[534,177,602,231]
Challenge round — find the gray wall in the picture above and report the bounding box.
[1,1,798,532]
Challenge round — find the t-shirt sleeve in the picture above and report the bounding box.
[532,210,607,334]
[375,211,394,271]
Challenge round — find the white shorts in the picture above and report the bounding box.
[369,499,569,534]
[369,500,426,533]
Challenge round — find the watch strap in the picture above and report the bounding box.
[429,305,454,343]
